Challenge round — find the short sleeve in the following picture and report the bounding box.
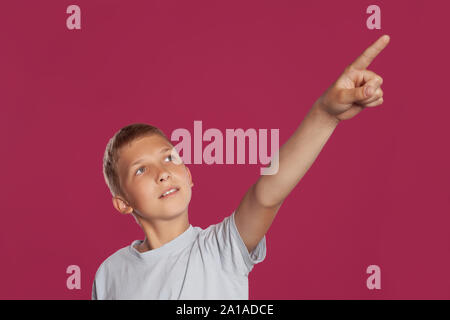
[91,279,98,300]
[91,261,107,300]
[203,210,267,277]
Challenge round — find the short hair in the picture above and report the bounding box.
[103,123,172,199]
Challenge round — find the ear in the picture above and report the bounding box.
[112,197,133,215]
[185,166,194,187]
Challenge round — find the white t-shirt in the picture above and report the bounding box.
[92,210,266,300]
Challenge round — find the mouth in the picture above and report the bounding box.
[159,187,180,199]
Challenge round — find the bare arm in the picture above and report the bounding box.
[234,102,339,252]
[235,35,391,253]
[253,102,339,207]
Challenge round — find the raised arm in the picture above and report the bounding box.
[235,35,391,253]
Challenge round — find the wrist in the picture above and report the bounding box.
[312,100,341,126]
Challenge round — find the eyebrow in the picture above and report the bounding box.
[127,146,172,175]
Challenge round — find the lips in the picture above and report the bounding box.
[159,186,180,199]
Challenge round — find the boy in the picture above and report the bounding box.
[92,35,390,300]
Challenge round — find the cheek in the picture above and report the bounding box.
[129,179,154,198]
[181,168,192,185]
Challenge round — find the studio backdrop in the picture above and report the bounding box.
[1,0,449,299]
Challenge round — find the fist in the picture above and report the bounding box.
[316,35,391,121]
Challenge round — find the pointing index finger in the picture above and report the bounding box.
[350,35,390,70]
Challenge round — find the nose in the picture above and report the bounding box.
[157,167,171,182]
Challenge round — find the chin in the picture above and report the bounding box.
[158,201,189,218]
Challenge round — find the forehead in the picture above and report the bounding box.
[118,135,172,168]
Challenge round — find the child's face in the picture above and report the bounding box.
[114,134,193,222]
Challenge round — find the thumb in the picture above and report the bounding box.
[341,85,374,104]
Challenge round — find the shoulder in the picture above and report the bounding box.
[94,244,133,278]
[194,211,238,248]
[196,213,234,237]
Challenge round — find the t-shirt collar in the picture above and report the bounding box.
[129,225,195,261]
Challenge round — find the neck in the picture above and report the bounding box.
[134,209,190,253]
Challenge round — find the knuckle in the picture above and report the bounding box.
[377,76,383,85]
[378,88,383,98]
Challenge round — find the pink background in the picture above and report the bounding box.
[1,0,449,299]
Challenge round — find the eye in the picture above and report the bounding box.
[135,167,145,176]
[165,154,173,162]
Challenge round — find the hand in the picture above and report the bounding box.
[315,34,391,122]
